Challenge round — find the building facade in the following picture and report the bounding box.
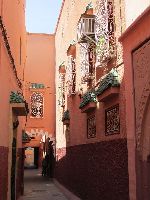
[24,33,56,169]
[55,0,129,199]
[0,0,27,199]
[120,2,150,200]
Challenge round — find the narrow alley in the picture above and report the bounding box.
[1,0,150,200]
[19,169,68,200]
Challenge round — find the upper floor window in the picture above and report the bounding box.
[105,104,120,135]
[87,114,96,138]
[77,14,95,43]
[95,0,116,66]
[66,55,76,95]
[80,43,95,87]
[77,3,95,44]
[66,43,76,96]
[30,92,44,118]
[58,64,66,107]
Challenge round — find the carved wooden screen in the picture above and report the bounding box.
[66,55,76,95]
[58,73,65,107]
[95,0,115,66]
[80,43,96,84]
[105,104,120,135]
[87,115,96,138]
[30,92,44,118]
[80,43,90,83]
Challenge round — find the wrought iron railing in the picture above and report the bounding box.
[80,43,95,83]
[66,56,76,96]
[58,73,65,107]
[77,16,95,43]
[95,0,116,67]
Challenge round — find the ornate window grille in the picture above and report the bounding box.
[66,55,76,96]
[80,43,95,84]
[87,115,96,138]
[105,104,120,135]
[30,92,44,118]
[95,0,116,67]
[58,73,65,107]
[77,15,95,43]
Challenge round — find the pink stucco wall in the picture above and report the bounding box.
[0,0,26,148]
[0,0,26,199]
[120,5,150,200]
[24,33,56,147]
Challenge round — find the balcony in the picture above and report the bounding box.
[79,91,97,113]
[96,68,120,102]
[62,110,70,125]
[10,91,29,116]
[77,14,95,43]
[66,55,76,96]
[81,72,95,83]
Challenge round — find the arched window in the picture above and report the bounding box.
[30,92,44,118]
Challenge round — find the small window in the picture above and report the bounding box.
[87,114,96,138]
[66,55,76,95]
[105,104,120,136]
[30,92,44,118]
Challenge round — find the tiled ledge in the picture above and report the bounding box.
[97,87,120,102]
[80,102,97,113]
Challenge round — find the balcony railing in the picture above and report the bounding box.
[77,15,95,43]
[80,43,95,84]
[66,56,76,95]
[58,73,65,107]
[95,0,116,67]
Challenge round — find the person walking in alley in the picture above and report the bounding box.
[49,141,55,178]
[42,157,47,176]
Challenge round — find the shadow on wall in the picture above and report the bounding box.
[54,138,129,200]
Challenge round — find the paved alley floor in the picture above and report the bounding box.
[19,169,69,200]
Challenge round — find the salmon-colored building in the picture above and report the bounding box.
[24,33,55,168]
[0,0,27,199]
[54,1,150,199]
[1,0,150,200]
[54,1,129,199]
[120,2,150,200]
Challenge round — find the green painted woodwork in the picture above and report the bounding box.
[79,90,97,109]
[96,68,120,96]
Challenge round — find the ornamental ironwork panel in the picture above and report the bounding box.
[105,104,120,135]
[95,0,115,67]
[77,16,95,43]
[80,43,95,83]
[30,92,43,118]
[58,73,65,106]
[80,43,90,83]
[87,115,96,138]
[66,55,76,95]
